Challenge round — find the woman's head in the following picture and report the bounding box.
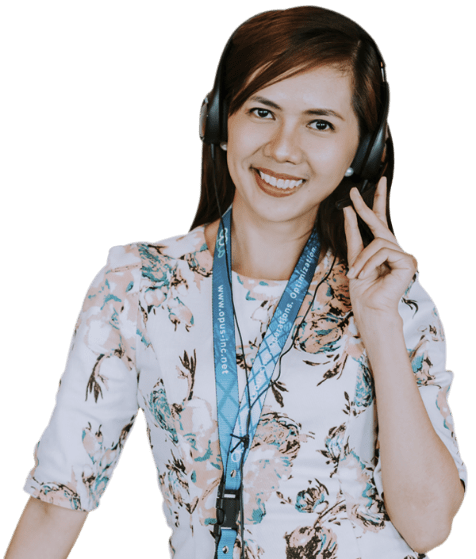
[226,65,360,231]
[192,6,394,264]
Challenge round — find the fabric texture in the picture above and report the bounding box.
[24,226,467,559]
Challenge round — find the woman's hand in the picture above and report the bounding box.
[343,177,418,319]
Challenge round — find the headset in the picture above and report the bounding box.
[199,28,394,210]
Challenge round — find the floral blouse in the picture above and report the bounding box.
[24,226,467,559]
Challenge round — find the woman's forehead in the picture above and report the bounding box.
[245,66,354,113]
[237,62,352,103]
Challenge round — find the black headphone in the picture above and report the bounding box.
[199,28,394,210]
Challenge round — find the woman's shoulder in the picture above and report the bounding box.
[105,225,209,271]
[399,270,438,323]
[398,270,450,368]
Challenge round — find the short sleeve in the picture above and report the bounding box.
[23,244,143,511]
[374,272,468,496]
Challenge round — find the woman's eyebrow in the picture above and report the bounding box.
[248,95,344,120]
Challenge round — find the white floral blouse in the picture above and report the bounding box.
[24,226,467,559]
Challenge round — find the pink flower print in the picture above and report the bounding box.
[339,449,388,534]
[144,284,167,309]
[295,479,329,514]
[319,424,346,475]
[175,397,222,526]
[80,417,135,508]
[183,248,212,289]
[284,523,338,559]
[408,334,436,387]
[29,473,82,511]
[242,409,308,524]
[436,384,455,435]
[168,296,194,331]
[294,259,351,355]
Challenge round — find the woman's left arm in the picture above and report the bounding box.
[344,178,465,554]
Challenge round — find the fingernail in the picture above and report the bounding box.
[347,267,355,278]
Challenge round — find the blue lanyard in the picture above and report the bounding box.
[212,206,321,558]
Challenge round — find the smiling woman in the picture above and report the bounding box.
[194,6,393,269]
[5,5,467,559]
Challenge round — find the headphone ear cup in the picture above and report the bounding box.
[199,36,234,145]
[208,88,222,145]
[199,95,209,141]
[221,98,228,143]
[200,89,222,145]
[358,82,390,183]
[362,122,387,182]
[350,132,372,176]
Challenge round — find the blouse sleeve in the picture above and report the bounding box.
[23,244,143,511]
[373,271,468,496]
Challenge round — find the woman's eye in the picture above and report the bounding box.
[309,120,334,131]
[247,110,334,130]
[250,108,273,119]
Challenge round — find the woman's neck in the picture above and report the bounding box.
[204,204,321,282]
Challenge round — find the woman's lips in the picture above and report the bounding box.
[253,168,305,198]
[256,167,306,181]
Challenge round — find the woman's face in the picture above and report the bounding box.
[226,65,360,230]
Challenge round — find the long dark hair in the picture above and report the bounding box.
[190,6,395,265]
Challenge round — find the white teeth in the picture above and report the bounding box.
[258,170,304,189]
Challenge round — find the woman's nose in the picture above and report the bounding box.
[263,123,303,164]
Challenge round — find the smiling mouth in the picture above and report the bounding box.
[253,167,306,197]
[256,167,305,188]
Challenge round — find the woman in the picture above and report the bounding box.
[6,6,467,559]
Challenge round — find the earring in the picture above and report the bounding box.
[220,142,227,151]
[344,167,354,177]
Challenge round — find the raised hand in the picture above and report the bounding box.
[343,177,418,319]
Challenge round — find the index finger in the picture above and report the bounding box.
[349,186,398,246]
[343,204,363,268]
[372,176,388,226]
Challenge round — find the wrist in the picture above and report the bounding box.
[353,307,402,327]
[354,310,403,343]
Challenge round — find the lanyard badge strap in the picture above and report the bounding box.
[212,207,240,477]
[212,207,321,558]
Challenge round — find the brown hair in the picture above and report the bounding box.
[190,6,394,265]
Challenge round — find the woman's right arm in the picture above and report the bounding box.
[7,245,143,558]
[5,497,88,559]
